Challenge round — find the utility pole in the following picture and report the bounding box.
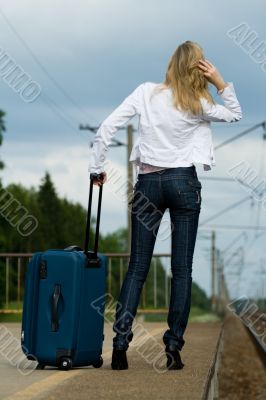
[216,249,228,316]
[216,249,221,315]
[211,230,216,312]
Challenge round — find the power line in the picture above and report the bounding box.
[213,122,263,129]
[199,196,252,226]
[0,6,97,125]
[214,121,265,150]
[40,92,78,133]
[0,6,96,139]
[254,131,266,237]
[243,231,266,259]
[221,232,248,253]
[199,224,266,231]
[79,124,127,147]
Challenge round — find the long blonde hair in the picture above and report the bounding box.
[153,41,215,116]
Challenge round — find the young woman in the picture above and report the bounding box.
[89,41,242,370]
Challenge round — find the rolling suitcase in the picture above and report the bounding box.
[21,175,108,370]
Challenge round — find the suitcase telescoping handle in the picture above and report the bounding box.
[84,173,103,261]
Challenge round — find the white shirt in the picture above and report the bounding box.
[89,81,242,176]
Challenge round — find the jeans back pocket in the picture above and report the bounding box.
[182,178,202,209]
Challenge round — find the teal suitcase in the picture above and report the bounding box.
[21,176,108,370]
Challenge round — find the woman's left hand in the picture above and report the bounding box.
[92,172,107,186]
[197,59,228,91]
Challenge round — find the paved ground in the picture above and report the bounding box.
[0,320,222,400]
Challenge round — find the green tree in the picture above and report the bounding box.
[59,197,87,249]
[191,281,211,310]
[37,172,64,249]
[0,109,6,247]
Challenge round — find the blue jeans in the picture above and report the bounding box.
[112,165,202,351]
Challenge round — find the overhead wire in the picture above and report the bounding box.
[0,6,98,128]
[199,196,251,226]
[254,129,266,238]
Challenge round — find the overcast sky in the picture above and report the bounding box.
[0,0,266,298]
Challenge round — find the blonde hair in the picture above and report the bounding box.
[152,40,215,116]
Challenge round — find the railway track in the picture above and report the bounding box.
[229,299,266,361]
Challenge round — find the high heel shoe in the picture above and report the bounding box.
[165,346,185,370]
[111,348,128,370]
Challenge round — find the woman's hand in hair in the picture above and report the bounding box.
[197,59,228,91]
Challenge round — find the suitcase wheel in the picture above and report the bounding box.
[36,363,46,370]
[59,357,73,371]
[92,356,103,368]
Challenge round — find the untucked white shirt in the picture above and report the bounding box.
[89,81,242,175]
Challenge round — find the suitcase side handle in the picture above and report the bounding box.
[64,245,83,252]
[84,174,103,259]
[51,284,61,332]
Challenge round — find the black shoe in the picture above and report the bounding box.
[165,346,184,370]
[111,348,128,370]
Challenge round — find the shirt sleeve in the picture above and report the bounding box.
[89,83,144,174]
[199,82,243,123]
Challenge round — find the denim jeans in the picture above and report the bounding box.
[112,165,202,351]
